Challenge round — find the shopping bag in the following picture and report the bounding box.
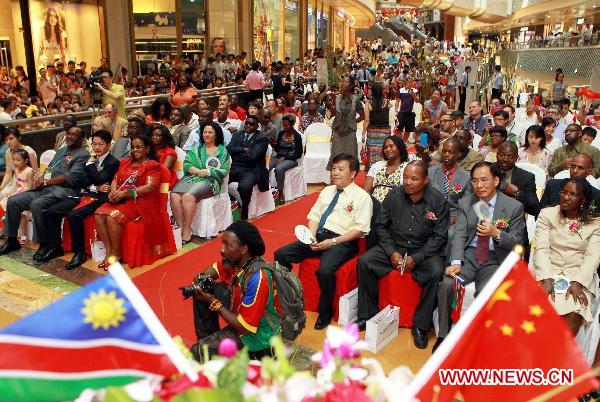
[365,305,400,353]
[172,225,182,250]
[338,287,359,325]
[90,241,106,262]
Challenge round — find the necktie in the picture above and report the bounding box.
[318,188,343,232]
[475,203,491,265]
[443,170,451,198]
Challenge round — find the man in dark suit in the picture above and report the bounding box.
[0,127,90,261]
[539,153,600,210]
[436,161,525,350]
[227,114,269,220]
[61,130,120,269]
[428,138,471,224]
[495,142,540,217]
[356,161,449,349]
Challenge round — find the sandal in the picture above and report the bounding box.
[182,237,192,245]
[19,235,28,245]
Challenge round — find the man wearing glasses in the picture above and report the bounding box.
[227,115,269,220]
[94,69,126,118]
[544,105,567,145]
[548,124,600,178]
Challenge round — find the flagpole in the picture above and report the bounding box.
[108,261,199,382]
[404,246,524,401]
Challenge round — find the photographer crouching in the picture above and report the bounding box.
[182,221,282,361]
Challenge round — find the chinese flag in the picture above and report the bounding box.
[409,257,598,402]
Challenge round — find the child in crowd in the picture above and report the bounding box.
[0,149,34,244]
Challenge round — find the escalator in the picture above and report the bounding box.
[385,17,428,42]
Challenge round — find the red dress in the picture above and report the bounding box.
[95,158,176,265]
[158,147,178,189]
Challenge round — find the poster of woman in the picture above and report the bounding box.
[32,2,68,68]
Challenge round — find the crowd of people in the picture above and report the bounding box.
[0,37,598,370]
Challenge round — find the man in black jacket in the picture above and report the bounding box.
[227,115,269,220]
[495,142,540,217]
[64,130,120,269]
[539,153,600,211]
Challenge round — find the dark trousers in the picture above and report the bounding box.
[491,88,502,100]
[248,89,264,104]
[230,167,258,220]
[5,187,72,245]
[458,90,467,113]
[357,244,444,331]
[67,196,107,253]
[274,231,358,316]
[44,197,81,248]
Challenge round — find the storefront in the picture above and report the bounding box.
[253,0,303,64]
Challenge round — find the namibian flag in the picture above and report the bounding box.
[0,264,195,402]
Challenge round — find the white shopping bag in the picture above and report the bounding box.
[338,288,359,325]
[172,225,182,251]
[26,219,33,241]
[365,305,400,353]
[90,241,106,262]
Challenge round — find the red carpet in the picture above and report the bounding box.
[133,192,319,346]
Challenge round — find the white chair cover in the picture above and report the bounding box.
[515,162,547,189]
[472,134,482,150]
[554,170,599,189]
[191,173,233,238]
[174,146,186,179]
[39,149,56,173]
[304,122,332,184]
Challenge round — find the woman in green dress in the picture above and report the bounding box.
[170,122,230,243]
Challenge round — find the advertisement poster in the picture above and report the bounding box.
[30,0,102,69]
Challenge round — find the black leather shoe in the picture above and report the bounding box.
[33,245,48,261]
[38,247,64,263]
[65,252,87,270]
[432,337,444,353]
[355,319,368,332]
[0,238,21,256]
[411,327,429,349]
[314,313,332,330]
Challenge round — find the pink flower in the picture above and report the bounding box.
[323,382,373,402]
[425,210,437,221]
[454,183,462,191]
[218,338,238,358]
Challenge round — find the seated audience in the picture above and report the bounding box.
[0,149,33,243]
[111,116,146,160]
[229,94,247,121]
[540,153,600,210]
[169,107,191,149]
[517,125,552,172]
[436,162,525,350]
[171,122,231,243]
[95,135,175,269]
[0,127,38,196]
[299,97,324,134]
[364,135,410,204]
[183,109,214,152]
[258,108,278,145]
[496,141,540,217]
[269,114,303,204]
[454,129,483,171]
[0,127,89,261]
[480,126,507,163]
[548,123,600,178]
[582,126,597,144]
[274,154,372,330]
[171,75,198,107]
[356,161,448,349]
[104,103,128,141]
[541,116,563,155]
[534,178,600,335]
[147,98,172,126]
[214,105,241,145]
[64,130,120,270]
[227,115,268,220]
[53,114,78,150]
[190,221,281,361]
[428,138,471,222]
[150,123,178,189]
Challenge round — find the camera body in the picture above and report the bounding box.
[180,275,216,299]
[85,68,104,105]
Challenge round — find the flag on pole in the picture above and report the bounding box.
[0,263,196,402]
[407,251,598,402]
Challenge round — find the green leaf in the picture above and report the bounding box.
[217,347,249,392]
[103,387,136,402]
[171,388,243,402]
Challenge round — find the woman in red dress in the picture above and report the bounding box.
[94,135,175,269]
[150,124,178,189]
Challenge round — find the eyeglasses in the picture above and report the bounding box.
[131,145,146,150]
[565,129,582,133]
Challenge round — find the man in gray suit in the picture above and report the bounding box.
[435,161,525,351]
[428,138,471,224]
[169,108,191,149]
[0,127,90,261]
[111,116,146,159]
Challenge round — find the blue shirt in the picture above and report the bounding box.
[182,127,201,152]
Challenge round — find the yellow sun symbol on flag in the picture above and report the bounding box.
[81,289,128,330]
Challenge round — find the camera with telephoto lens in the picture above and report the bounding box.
[85,68,104,105]
[179,275,216,299]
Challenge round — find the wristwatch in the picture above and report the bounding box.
[331,238,337,246]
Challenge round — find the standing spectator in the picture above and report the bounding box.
[491,65,504,100]
[446,66,457,109]
[329,76,364,168]
[95,69,126,118]
[551,71,567,105]
[37,67,59,107]
[147,98,172,126]
[458,65,471,113]
[171,75,198,107]
[395,77,418,142]
[362,83,390,170]
[244,61,264,102]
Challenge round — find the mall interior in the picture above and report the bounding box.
[1,0,600,400]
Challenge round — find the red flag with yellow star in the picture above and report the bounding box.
[408,252,598,402]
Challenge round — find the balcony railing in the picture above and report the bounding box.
[505,33,600,50]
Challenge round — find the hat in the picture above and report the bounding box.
[225,221,265,257]
[450,110,465,117]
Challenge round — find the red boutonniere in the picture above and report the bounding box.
[344,202,354,213]
[425,210,437,221]
[492,218,510,230]
[448,183,462,195]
